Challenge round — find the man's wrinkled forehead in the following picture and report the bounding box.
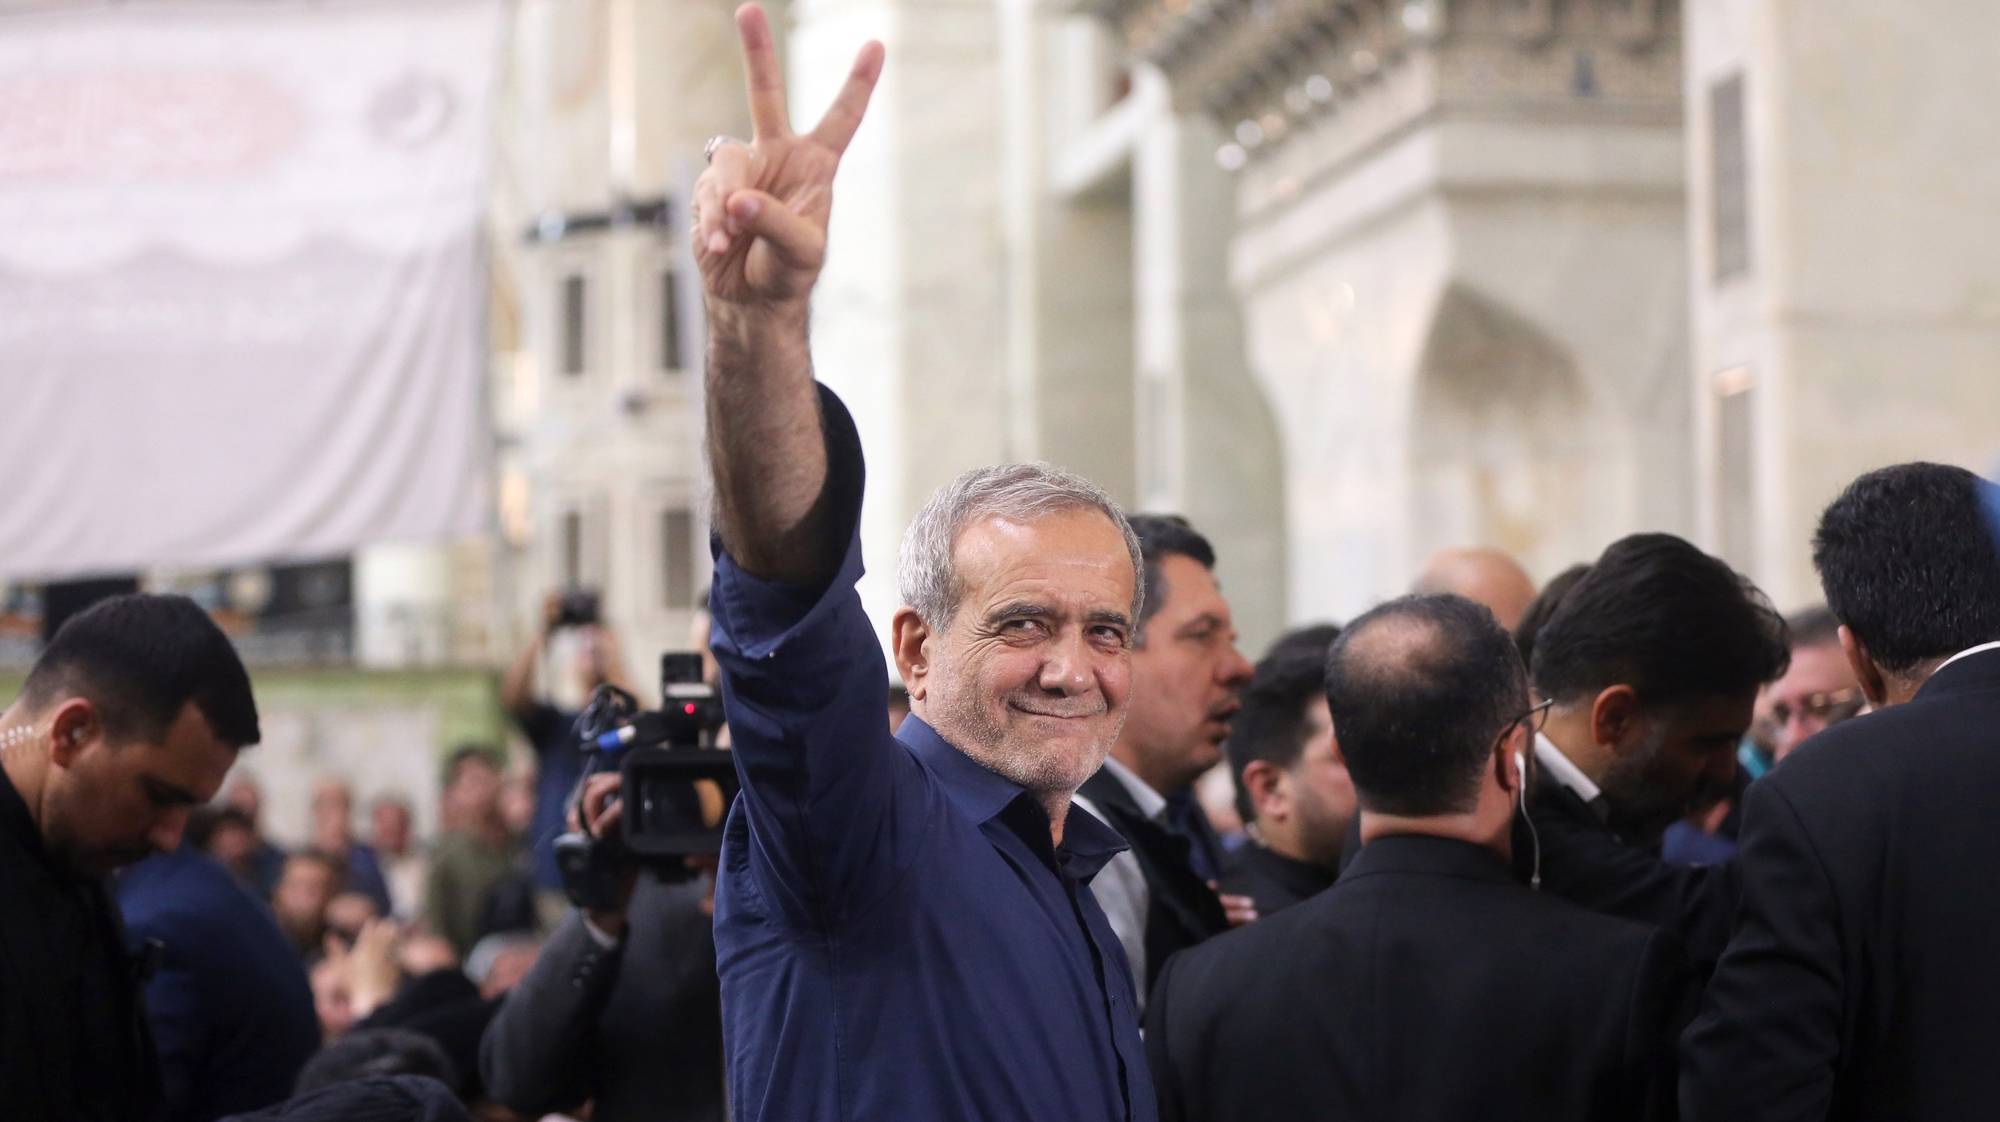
[953,510,1138,613]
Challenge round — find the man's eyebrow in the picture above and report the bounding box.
[1086,609,1133,630]
[986,601,1055,623]
[1175,612,1226,636]
[142,776,201,807]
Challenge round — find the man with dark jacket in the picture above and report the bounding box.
[1523,533,1789,972]
[479,809,724,1122]
[1683,462,2000,1121]
[118,843,320,1121]
[1147,595,1693,1122]
[1075,514,1255,993]
[0,594,262,1120]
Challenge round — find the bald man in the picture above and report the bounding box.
[1414,547,1538,632]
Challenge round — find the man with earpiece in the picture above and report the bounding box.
[1144,594,1693,1122]
[0,594,263,1120]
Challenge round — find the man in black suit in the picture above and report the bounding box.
[1075,515,1255,993]
[1147,594,1693,1122]
[480,773,724,1122]
[1524,534,1789,971]
[1220,643,1354,916]
[1682,462,2000,1121]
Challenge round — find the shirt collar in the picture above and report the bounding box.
[898,715,1130,878]
[898,715,1025,824]
[1936,640,2000,675]
[1099,755,1168,822]
[1535,732,1607,815]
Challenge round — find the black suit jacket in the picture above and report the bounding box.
[1682,648,2000,1121]
[1148,834,1693,1122]
[479,876,723,1122]
[1525,764,1739,974]
[1079,768,1228,989]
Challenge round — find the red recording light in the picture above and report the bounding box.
[684,703,698,715]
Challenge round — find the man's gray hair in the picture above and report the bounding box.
[898,463,1145,628]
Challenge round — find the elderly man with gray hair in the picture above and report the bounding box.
[685,7,1154,1121]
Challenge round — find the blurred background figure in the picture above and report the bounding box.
[274,850,345,960]
[310,778,394,917]
[1752,607,1866,769]
[500,590,629,904]
[1413,546,1539,632]
[368,795,426,924]
[423,746,517,960]
[224,775,288,899]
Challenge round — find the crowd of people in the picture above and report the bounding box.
[3,5,1999,1121]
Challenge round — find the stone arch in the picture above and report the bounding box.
[1408,281,1616,581]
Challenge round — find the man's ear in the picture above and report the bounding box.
[890,607,934,701]
[1839,625,1891,708]
[46,699,97,768]
[1240,760,1286,822]
[1589,685,1640,754]
[1493,724,1528,796]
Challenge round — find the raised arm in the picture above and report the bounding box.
[694,3,882,586]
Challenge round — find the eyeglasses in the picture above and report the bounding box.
[1503,698,1553,741]
[1757,688,1866,733]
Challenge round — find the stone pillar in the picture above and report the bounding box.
[1133,68,1287,649]
[1687,0,2000,608]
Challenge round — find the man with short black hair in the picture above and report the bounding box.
[0,592,261,1119]
[1219,645,1353,916]
[1526,533,1789,970]
[1147,595,1692,1121]
[1076,513,1255,992]
[1684,462,2000,1121]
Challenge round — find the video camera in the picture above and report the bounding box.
[554,652,735,909]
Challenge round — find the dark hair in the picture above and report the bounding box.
[1531,534,1789,706]
[1785,606,1843,650]
[1324,595,1527,817]
[1126,514,1218,642]
[1514,563,1591,668]
[294,1028,458,1094]
[1261,622,1343,666]
[287,848,347,889]
[1227,652,1331,823]
[1812,462,2000,672]
[19,593,259,748]
[441,744,502,788]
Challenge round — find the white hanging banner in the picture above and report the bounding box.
[0,0,505,578]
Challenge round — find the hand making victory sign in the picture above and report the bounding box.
[693,3,884,312]
[695,4,884,587]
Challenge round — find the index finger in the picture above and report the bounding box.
[735,3,790,138]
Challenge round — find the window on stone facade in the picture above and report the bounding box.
[659,268,685,374]
[560,273,588,376]
[660,507,695,611]
[560,508,584,587]
[1716,367,1755,568]
[1711,74,1751,283]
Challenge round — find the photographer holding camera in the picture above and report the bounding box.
[477,763,725,1121]
[501,589,634,897]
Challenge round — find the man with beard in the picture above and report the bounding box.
[1076,515,1256,993]
[1525,533,1788,972]
[0,594,261,1120]
[689,8,1151,1118]
[1219,645,1355,917]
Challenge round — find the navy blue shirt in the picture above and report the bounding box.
[709,386,1156,1122]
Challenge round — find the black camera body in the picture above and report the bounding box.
[554,587,601,628]
[554,652,734,911]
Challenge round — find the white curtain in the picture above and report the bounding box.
[0,0,505,579]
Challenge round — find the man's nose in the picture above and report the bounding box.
[1220,641,1254,688]
[1038,631,1093,693]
